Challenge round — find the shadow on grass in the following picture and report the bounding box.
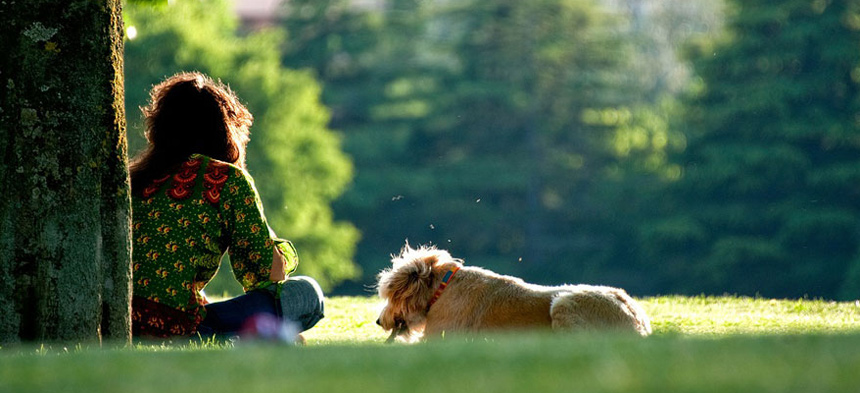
[3,331,860,393]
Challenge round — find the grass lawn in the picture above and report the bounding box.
[2,296,860,393]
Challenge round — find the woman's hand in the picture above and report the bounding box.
[270,248,287,282]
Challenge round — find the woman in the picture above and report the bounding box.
[129,71,323,339]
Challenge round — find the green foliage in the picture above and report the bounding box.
[645,0,860,299]
[123,0,359,290]
[288,0,658,290]
[124,0,860,300]
[639,216,708,273]
[842,256,860,298]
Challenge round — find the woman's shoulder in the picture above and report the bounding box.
[190,154,259,199]
[142,154,250,204]
[189,154,238,170]
[135,154,255,204]
[190,154,248,179]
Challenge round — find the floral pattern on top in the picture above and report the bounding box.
[131,154,298,337]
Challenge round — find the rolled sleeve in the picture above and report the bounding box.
[223,167,299,291]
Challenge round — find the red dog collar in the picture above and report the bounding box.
[427,266,460,311]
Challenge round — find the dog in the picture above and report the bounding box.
[376,244,652,342]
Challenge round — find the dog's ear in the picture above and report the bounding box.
[378,251,434,293]
[392,258,434,299]
[405,259,433,288]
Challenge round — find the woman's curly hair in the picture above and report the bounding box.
[130,72,253,194]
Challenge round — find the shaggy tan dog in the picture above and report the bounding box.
[376,244,652,342]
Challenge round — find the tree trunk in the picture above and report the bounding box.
[0,0,131,344]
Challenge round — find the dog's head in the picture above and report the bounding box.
[376,244,461,342]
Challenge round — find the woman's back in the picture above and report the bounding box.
[132,154,297,337]
[129,72,321,340]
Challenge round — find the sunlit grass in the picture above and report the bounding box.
[305,295,860,344]
[2,296,860,393]
[302,296,389,345]
[645,295,860,336]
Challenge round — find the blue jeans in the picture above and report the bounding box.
[197,276,324,336]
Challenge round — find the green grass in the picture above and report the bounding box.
[2,296,860,393]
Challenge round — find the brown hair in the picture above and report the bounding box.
[129,71,253,194]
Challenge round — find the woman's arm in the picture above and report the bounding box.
[220,162,298,290]
[270,248,287,282]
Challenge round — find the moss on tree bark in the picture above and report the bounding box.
[0,0,131,344]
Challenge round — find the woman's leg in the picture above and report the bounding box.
[197,276,325,336]
[197,289,278,336]
[277,276,325,331]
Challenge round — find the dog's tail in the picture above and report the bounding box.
[550,286,652,336]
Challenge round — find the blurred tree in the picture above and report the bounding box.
[602,0,724,101]
[642,0,860,299]
[0,0,131,343]
[123,0,359,291]
[427,0,640,283]
[288,0,649,291]
[594,0,725,293]
[281,0,456,291]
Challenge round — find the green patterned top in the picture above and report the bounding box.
[131,154,297,337]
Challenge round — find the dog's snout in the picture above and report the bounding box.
[376,318,382,326]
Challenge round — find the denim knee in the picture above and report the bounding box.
[278,276,325,331]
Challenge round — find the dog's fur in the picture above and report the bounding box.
[376,244,652,341]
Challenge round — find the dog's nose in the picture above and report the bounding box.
[376,318,382,326]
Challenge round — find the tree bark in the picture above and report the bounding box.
[0,0,131,344]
